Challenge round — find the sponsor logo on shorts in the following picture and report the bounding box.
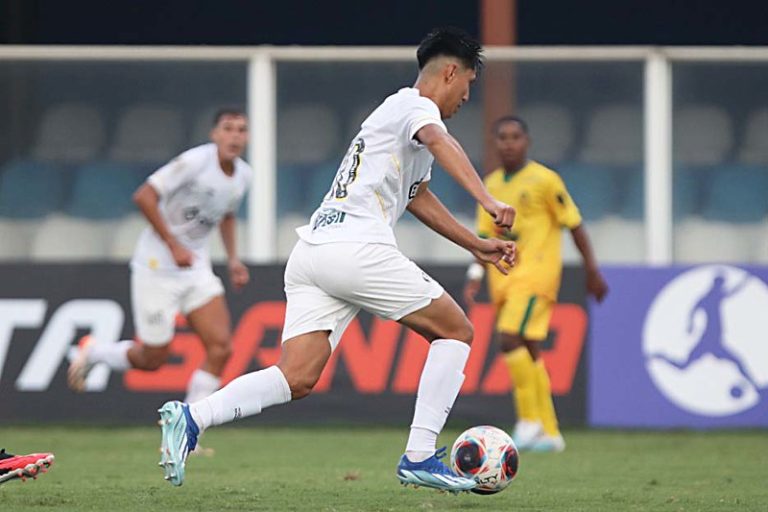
[146,311,164,326]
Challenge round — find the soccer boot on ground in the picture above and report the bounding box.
[158,401,199,486]
[67,335,96,392]
[0,449,55,485]
[512,420,543,451]
[396,447,476,493]
[529,433,566,453]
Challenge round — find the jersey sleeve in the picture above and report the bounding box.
[146,147,206,197]
[404,97,447,146]
[547,172,582,229]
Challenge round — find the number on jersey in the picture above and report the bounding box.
[330,138,366,200]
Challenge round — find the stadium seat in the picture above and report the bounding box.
[616,166,700,221]
[109,104,183,163]
[588,216,646,263]
[444,103,484,165]
[674,217,760,263]
[30,214,115,261]
[673,105,733,167]
[67,162,146,219]
[305,162,341,213]
[345,102,379,142]
[672,167,701,220]
[752,225,768,264]
[736,107,768,165]
[276,214,306,259]
[210,220,248,263]
[517,103,573,166]
[278,104,340,166]
[419,213,474,263]
[0,219,41,260]
[277,104,340,215]
[189,106,219,147]
[580,104,643,167]
[394,218,429,261]
[31,103,105,164]
[557,164,617,221]
[109,213,146,260]
[429,170,476,216]
[616,169,644,220]
[700,165,768,223]
[561,231,581,264]
[0,160,68,218]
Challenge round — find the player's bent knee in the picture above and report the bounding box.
[287,377,317,400]
[141,352,169,371]
[280,370,320,400]
[451,320,474,345]
[498,333,524,353]
[206,339,232,365]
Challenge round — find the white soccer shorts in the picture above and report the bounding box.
[131,269,224,346]
[282,240,445,350]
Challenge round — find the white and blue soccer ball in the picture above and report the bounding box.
[450,425,519,495]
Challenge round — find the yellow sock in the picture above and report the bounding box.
[534,359,560,436]
[504,347,538,422]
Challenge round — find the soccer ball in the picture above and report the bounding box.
[450,425,519,495]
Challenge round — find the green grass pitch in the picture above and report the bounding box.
[1,426,766,511]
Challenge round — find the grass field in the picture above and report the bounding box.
[1,426,766,511]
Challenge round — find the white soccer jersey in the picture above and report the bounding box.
[131,143,252,273]
[297,87,447,246]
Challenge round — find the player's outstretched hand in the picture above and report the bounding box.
[587,268,608,303]
[471,238,516,275]
[228,259,250,291]
[169,241,194,268]
[483,198,516,229]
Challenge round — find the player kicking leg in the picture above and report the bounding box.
[67,273,233,404]
[159,238,511,491]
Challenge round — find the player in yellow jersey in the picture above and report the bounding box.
[463,115,608,452]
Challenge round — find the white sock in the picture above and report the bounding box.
[406,339,470,461]
[87,339,133,371]
[184,369,220,403]
[189,365,291,431]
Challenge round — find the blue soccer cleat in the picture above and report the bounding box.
[157,401,199,487]
[396,447,476,493]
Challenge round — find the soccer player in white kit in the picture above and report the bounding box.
[158,28,516,492]
[68,109,252,410]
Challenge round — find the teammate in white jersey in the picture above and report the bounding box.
[68,109,252,411]
[157,28,516,492]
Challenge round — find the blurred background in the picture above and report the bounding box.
[1,0,767,431]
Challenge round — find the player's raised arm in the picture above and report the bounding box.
[416,124,515,229]
[407,182,515,273]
